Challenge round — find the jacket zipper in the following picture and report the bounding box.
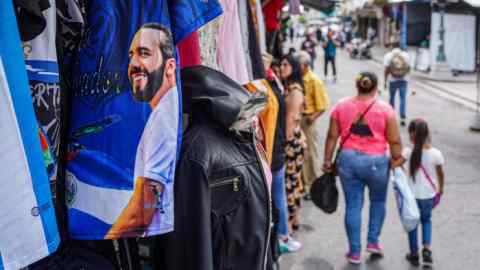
[252,132,271,270]
[209,177,240,191]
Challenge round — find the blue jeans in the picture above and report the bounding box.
[408,198,434,253]
[338,150,390,254]
[389,80,408,119]
[272,165,289,237]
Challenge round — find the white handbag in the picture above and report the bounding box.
[392,168,420,232]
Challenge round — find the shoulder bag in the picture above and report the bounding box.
[311,100,376,214]
[420,165,442,208]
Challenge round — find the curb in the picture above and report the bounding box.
[410,72,477,84]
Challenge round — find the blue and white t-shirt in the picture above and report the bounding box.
[21,0,61,198]
[66,0,222,239]
[0,1,59,269]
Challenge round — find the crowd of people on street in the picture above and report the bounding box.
[261,25,446,269]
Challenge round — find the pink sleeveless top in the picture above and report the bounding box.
[331,96,395,155]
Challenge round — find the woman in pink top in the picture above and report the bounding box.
[323,72,403,265]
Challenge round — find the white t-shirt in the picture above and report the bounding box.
[134,86,179,235]
[383,48,410,82]
[402,147,445,199]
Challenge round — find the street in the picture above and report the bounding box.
[280,47,480,270]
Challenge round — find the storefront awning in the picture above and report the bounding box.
[301,0,336,13]
[463,0,480,7]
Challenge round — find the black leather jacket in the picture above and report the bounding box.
[158,66,272,270]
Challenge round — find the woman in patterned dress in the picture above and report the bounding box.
[280,54,307,231]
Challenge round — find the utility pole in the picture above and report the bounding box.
[470,22,480,131]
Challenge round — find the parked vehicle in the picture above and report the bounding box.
[347,38,372,60]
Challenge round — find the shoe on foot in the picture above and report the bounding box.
[401,119,406,126]
[366,243,383,256]
[346,252,361,265]
[422,248,433,267]
[405,253,420,267]
[278,236,302,254]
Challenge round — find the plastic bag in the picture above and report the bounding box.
[392,168,420,232]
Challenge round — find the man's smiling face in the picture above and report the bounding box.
[128,28,165,102]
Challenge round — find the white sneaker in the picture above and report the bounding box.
[278,236,302,254]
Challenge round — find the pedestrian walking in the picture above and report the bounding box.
[316,27,323,43]
[323,72,403,265]
[298,51,330,199]
[402,119,445,268]
[383,43,411,126]
[323,31,339,82]
[301,34,317,70]
[280,54,307,232]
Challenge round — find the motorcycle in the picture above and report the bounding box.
[358,40,372,59]
[347,38,372,60]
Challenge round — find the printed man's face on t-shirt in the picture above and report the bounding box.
[128,28,167,102]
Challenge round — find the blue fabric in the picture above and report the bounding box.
[68,208,111,240]
[338,150,390,254]
[168,0,223,44]
[408,198,434,253]
[67,0,222,239]
[325,40,336,58]
[272,165,289,237]
[389,80,408,119]
[0,0,59,266]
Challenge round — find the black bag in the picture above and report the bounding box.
[311,172,338,214]
[311,100,376,214]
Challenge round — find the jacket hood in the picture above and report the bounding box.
[181,66,266,130]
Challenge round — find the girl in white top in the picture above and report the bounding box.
[402,119,445,268]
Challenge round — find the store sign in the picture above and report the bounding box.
[66,0,222,240]
[0,1,59,269]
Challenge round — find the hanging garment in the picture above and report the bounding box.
[0,1,60,269]
[255,0,267,54]
[66,0,222,240]
[13,0,51,42]
[237,0,254,81]
[198,16,221,69]
[178,31,201,68]
[262,0,284,32]
[238,0,266,80]
[156,66,273,270]
[245,80,279,165]
[246,0,266,79]
[217,0,250,85]
[18,0,62,201]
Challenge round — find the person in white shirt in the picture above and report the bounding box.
[383,43,410,126]
[401,119,445,268]
[108,23,178,237]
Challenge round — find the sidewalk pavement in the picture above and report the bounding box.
[281,47,480,270]
[370,45,480,110]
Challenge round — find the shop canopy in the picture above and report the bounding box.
[301,0,336,13]
[463,0,480,7]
